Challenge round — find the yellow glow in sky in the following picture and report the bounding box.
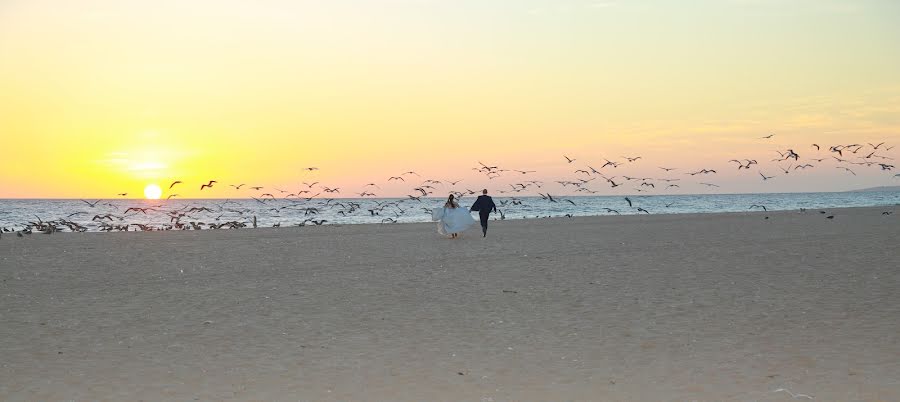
[1,0,899,198]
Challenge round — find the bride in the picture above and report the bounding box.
[432,194,476,238]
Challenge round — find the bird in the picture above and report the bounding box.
[200,180,217,190]
[700,182,720,187]
[81,199,102,207]
[564,155,576,163]
[169,181,182,189]
[636,207,650,214]
[167,194,179,200]
[230,184,245,189]
[624,197,632,207]
[760,134,775,139]
[303,167,319,171]
[659,167,677,172]
[388,176,404,182]
[117,193,127,197]
[750,204,768,211]
[760,172,774,180]
[812,144,820,150]
[836,166,856,175]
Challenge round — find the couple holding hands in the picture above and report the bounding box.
[432,189,497,239]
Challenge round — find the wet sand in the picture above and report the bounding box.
[1,206,899,401]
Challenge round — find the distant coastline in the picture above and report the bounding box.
[849,185,900,192]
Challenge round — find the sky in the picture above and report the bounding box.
[1,0,899,199]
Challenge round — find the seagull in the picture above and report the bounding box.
[636,207,650,214]
[564,155,576,163]
[169,181,182,189]
[200,180,217,190]
[700,182,720,187]
[837,166,856,175]
[230,184,245,189]
[303,167,319,171]
[624,197,632,207]
[760,172,774,180]
[117,193,127,197]
[81,199,102,207]
[760,133,775,139]
[750,204,768,211]
[388,176,404,181]
[659,167,677,172]
[812,143,820,150]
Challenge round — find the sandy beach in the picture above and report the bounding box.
[1,206,898,401]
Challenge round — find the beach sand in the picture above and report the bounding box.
[1,206,898,401]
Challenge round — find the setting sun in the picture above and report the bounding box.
[143,184,162,199]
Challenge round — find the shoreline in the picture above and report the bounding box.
[2,204,897,236]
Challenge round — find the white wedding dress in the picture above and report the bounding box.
[432,206,477,235]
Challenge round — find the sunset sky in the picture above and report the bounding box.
[1,0,899,198]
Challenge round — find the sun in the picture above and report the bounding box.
[144,184,162,199]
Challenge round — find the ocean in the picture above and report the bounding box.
[1,191,898,232]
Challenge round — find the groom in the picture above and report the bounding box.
[470,189,497,237]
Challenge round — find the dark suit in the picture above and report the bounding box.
[470,195,497,236]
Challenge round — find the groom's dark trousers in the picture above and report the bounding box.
[478,211,490,236]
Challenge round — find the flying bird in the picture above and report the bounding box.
[836,166,856,176]
[564,155,576,163]
[200,180,217,190]
[169,181,182,189]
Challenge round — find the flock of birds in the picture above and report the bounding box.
[1,135,898,236]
